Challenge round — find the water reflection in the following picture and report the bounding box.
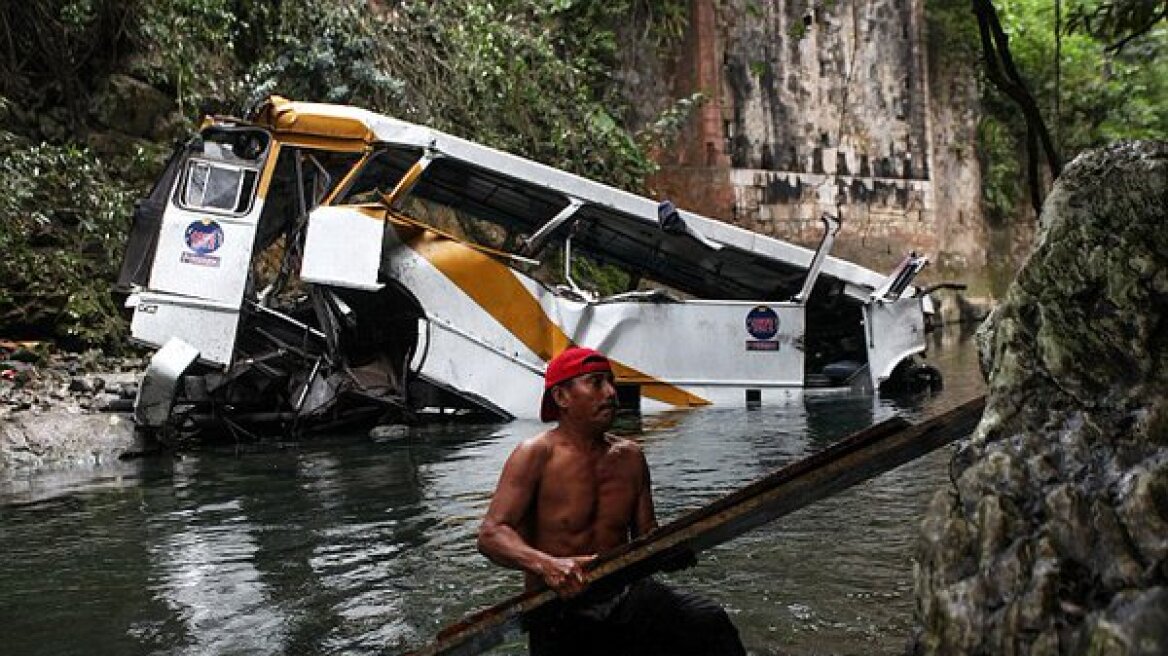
[0,328,985,656]
[150,500,286,654]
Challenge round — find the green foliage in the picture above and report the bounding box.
[128,1,405,117]
[1066,0,1168,48]
[132,0,241,115]
[977,117,1021,224]
[7,0,690,190]
[387,1,652,187]
[544,247,632,298]
[0,1,137,128]
[239,3,406,111]
[927,0,1165,222]
[356,0,689,190]
[0,134,136,348]
[993,0,1167,152]
[122,0,690,190]
[639,92,707,150]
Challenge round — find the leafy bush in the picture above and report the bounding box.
[0,1,138,132]
[977,117,1021,225]
[994,0,1166,152]
[0,134,136,348]
[66,0,690,194]
[927,0,1166,223]
[131,0,242,116]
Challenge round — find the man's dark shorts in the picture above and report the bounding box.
[526,578,745,656]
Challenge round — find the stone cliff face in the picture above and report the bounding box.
[625,0,986,277]
[913,141,1168,654]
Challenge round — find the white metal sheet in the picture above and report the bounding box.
[378,226,810,416]
[147,205,258,304]
[555,300,805,388]
[130,292,241,366]
[301,206,386,290]
[135,337,201,427]
[864,297,927,385]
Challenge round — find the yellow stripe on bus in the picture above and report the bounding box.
[398,226,709,409]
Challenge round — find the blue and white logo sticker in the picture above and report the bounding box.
[181,219,224,267]
[184,219,224,254]
[745,305,780,351]
[745,306,779,340]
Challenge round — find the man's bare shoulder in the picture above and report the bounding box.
[509,431,556,461]
[604,434,646,460]
[495,433,555,487]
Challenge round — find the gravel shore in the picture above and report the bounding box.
[1,345,148,475]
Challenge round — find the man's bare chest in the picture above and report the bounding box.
[537,456,637,530]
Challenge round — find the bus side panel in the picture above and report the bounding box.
[130,294,241,365]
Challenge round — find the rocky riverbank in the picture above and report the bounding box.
[912,141,1168,654]
[0,344,145,474]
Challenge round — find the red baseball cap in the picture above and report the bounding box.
[540,346,613,422]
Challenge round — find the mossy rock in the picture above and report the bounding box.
[914,141,1168,655]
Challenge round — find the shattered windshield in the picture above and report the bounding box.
[173,128,268,216]
[184,161,247,211]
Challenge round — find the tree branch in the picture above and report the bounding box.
[980,0,1062,176]
[971,0,1064,218]
[1105,8,1168,52]
[1025,125,1043,216]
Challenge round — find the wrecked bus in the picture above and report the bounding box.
[116,97,940,442]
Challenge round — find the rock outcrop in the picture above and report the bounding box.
[0,410,139,473]
[913,141,1168,654]
[1,349,145,474]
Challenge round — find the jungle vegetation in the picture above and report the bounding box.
[931,0,1166,223]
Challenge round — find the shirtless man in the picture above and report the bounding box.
[477,346,745,656]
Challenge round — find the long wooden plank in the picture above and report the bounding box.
[401,396,986,656]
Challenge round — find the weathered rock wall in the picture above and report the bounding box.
[924,16,987,276]
[913,141,1168,654]
[628,0,986,276]
[719,0,929,179]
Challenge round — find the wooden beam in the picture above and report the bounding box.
[403,396,986,656]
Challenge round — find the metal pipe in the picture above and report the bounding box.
[295,357,323,412]
[793,213,841,304]
[520,198,583,256]
[382,150,437,210]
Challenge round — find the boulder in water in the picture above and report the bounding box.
[913,141,1168,655]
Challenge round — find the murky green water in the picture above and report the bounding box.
[0,328,985,655]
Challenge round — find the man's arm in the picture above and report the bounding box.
[631,447,658,538]
[632,445,696,573]
[477,437,591,597]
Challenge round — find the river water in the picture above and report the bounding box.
[0,327,985,655]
